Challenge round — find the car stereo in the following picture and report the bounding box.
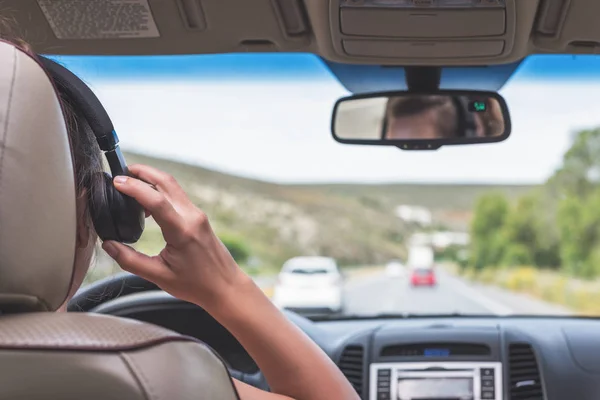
[370,362,502,400]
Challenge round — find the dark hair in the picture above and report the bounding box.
[385,96,458,138]
[1,19,104,221]
[60,99,105,201]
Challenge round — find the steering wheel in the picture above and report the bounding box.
[67,272,160,312]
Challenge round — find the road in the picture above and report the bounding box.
[342,269,572,316]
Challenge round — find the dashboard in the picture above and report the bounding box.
[91,291,600,400]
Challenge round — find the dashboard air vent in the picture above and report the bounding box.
[508,343,544,400]
[338,345,364,394]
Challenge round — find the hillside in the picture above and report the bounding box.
[120,152,535,271]
[298,183,533,231]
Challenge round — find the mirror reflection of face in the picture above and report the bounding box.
[384,96,458,140]
[383,95,505,140]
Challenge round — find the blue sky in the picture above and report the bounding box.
[50,53,600,184]
[49,53,600,82]
[49,53,333,81]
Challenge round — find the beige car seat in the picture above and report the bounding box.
[0,39,240,400]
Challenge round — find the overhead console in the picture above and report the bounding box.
[340,1,507,39]
[304,0,540,65]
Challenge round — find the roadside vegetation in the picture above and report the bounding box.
[455,128,600,314]
[83,152,532,286]
[459,266,600,315]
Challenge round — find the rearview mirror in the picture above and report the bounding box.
[331,91,511,150]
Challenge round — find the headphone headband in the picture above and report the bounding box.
[38,56,119,151]
[37,55,144,243]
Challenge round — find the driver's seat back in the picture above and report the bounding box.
[0,313,239,400]
[0,40,239,399]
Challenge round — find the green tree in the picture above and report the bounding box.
[499,193,561,268]
[550,128,600,278]
[501,195,538,266]
[550,128,600,199]
[220,234,251,265]
[501,243,533,266]
[530,189,561,268]
[469,192,509,269]
[582,191,600,277]
[557,190,600,278]
[558,195,587,276]
[473,128,600,278]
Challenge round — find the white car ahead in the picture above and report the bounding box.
[385,259,406,278]
[272,256,344,314]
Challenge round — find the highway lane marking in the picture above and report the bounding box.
[443,272,513,315]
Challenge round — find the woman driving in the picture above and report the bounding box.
[0,23,358,400]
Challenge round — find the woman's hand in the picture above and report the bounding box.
[102,164,359,400]
[101,164,247,309]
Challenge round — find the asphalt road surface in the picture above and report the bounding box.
[343,269,572,316]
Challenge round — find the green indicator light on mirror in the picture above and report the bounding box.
[473,101,487,112]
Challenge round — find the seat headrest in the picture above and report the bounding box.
[0,40,76,312]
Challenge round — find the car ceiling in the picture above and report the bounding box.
[1,0,596,92]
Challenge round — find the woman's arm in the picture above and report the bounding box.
[235,380,294,400]
[101,164,359,400]
[212,270,358,400]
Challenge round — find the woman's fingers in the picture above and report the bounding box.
[113,175,188,243]
[128,164,189,201]
[102,241,173,284]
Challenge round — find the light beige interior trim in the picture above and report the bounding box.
[0,1,598,65]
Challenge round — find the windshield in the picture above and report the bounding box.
[61,53,600,318]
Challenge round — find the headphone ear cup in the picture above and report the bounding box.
[88,172,118,242]
[88,172,145,243]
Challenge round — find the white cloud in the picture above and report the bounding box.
[90,80,600,184]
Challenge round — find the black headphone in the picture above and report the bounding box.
[38,56,145,244]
